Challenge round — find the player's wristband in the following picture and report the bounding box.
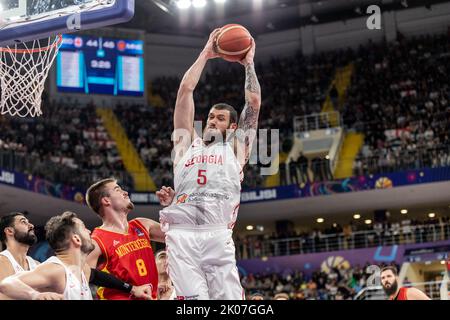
[89,268,132,293]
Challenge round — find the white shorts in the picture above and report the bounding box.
[165,224,244,300]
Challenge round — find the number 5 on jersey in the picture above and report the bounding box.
[197,170,207,185]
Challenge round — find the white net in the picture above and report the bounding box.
[0,35,62,117]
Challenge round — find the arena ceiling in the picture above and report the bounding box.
[119,0,445,37]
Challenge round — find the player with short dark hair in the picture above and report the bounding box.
[0,212,39,288]
[86,178,165,300]
[157,28,261,300]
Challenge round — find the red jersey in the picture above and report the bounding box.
[392,287,408,300]
[91,219,158,300]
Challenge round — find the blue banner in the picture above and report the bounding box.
[0,169,85,204]
[1,166,450,205]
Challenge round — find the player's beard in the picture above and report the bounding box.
[14,228,37,246]
[382,279,398,296]
[203,125,232,146]
[80,238,95,255]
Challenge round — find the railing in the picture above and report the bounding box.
[280,145,450,186]
[352,144,450,176]
[293,111,342,132]
[235,222,450,259]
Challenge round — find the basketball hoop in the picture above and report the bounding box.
[0,35,63,117]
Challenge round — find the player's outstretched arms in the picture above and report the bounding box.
[156,186,175,207]
[136,218,166,243]
[88,268,153,300]
[173,28,221,165]
[0,263,64,300]
[236,40,261,166]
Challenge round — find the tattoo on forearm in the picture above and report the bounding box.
[245,63,261,94]
[240,103,259,132]
[236,63,261,163]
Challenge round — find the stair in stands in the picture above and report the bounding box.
[264,152,288,187]
[333,132,364,179]
[321,63,354,127]
[96,108,156,191]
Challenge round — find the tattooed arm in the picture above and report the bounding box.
[236,40,262,167]
[173,28,221,166]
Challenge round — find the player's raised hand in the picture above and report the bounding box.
[32,292,64,300]
[156,186,175,207]
[239,38,255,66]
[131,284,154,300]
[202,28,221,60]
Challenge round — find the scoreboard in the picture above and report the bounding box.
[56,34,144,96]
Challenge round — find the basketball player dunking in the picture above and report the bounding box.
[158,28,261,300]
[380,266,431,300]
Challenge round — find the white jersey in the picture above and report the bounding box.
[160,137,242,228]
[43,256,92,300]
[0,249,38,274]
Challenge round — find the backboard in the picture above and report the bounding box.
[0,0,135,46]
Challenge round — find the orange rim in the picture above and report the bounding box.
[0,34,63,54]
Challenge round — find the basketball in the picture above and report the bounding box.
[215,24,252,62]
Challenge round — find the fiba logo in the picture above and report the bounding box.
[375,177,393,189]
[321,256,351,273]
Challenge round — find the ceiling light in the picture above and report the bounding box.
[365,219,372,225]
[246,225,254,231]
[176,0,191,9]
[214,0,226,3]
[353,214,361,220]
[192,0,207,8]
[428,213,436,218]
[317,218,324,223]
[401,209,408,214]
